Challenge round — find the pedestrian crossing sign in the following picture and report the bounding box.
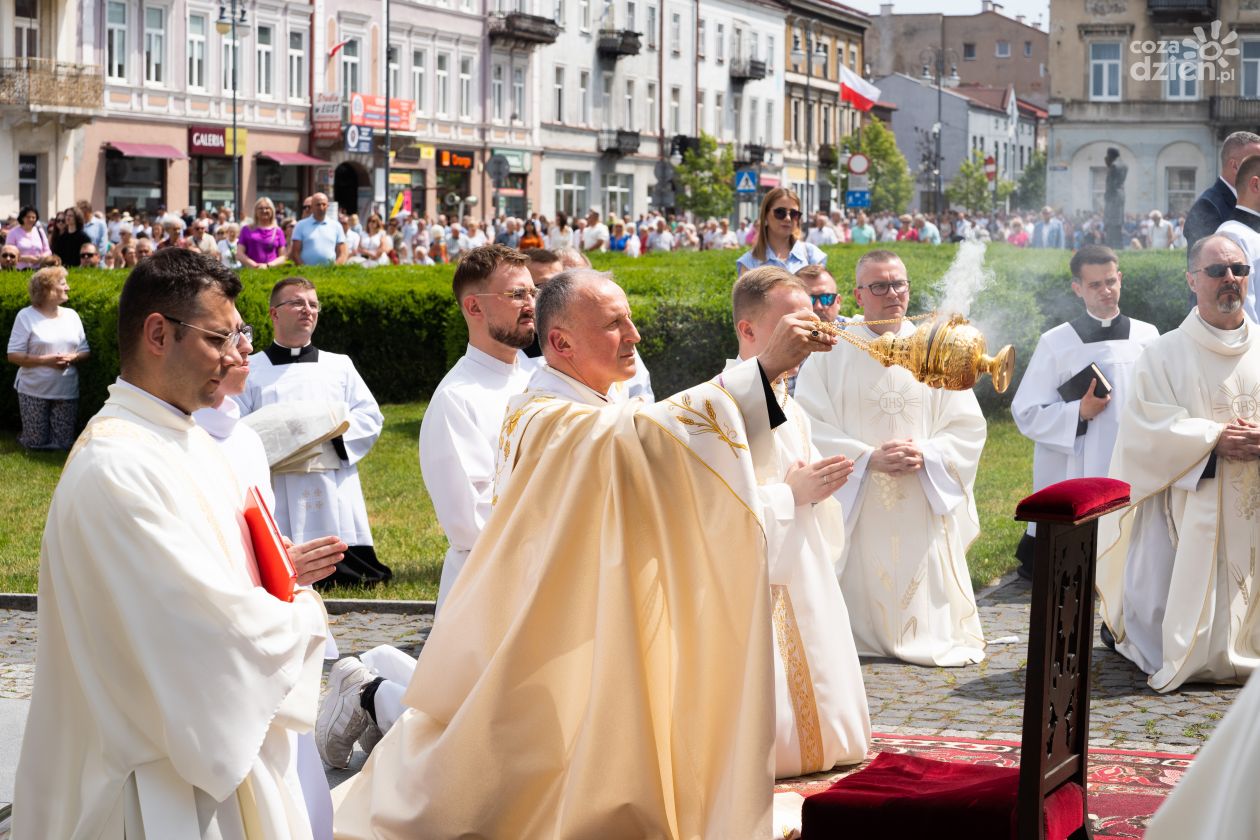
[735,170,758,195]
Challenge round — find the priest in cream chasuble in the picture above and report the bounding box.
[795,251,988,667]
[332,269,837,839]
[1099,234,1260,693]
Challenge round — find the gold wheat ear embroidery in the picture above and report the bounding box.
[1232,563,1252,607]
[900,616,918,644]
[900,566,927,610]
[668,396,749,457]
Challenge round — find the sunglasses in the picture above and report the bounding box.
[771,207,802,222]
[810,293,838,306]
[1193,263,1251,278]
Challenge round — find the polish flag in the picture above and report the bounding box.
[328,39,352,59]
[840,65,881,112]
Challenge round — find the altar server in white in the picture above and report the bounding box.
[1099,234,1260,693]
[314,245,536,769]
[236,276,388,587]
[796,249,988,667]
[15,249,329,839]
[1010,245,1159,578]
[729,266,870,782]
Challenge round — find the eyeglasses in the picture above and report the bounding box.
[1192,263,1251,279]
[273,298,321,313]
[0,252,18,261]
[771,207,802,222]
[80,252,98,259]
[810,293,838,307]
[162,315,253,355]
[474,288,538,303]
[858,280,910,297]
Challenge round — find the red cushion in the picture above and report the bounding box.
[801,753,1085,840]
[1014,477,1130,524]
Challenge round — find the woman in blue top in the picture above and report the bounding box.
[736,187,827,276]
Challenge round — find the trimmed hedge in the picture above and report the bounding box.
[0,244,1190,431]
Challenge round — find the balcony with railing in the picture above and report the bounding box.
[597,28,642,59]
[0,58,103,114]
[736,143,766,164]
[488,12,561,47]
[598,129,641,156]
[730,57,768,82]
[817,143,839,168]
[1147,0,1217,22]
[1210,96,1260,125]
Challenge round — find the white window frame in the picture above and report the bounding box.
[222,29,241,94]
[624,78,634,129]
[698,89,708,134]
[646,3,657,49]
[768,35,775,72]
[601,71,614,117]
[715,91,724,138]
[436,52,450,117]
[144,6,166,86]
[996,40,1010,58]
[341,37,361,96]
[646,78,656,131]
[107,2,127,81]
[554,65,566,122]
[1243,40,1260,98]
[287,30,307,101]
[554,169,590,217]
[412,48,427,114]
[697,19,706,58]
[670,85,681,134]
[579,0,590,31]
[1167,43,1199,100]
[749,97,759,143]
[670,12,681,55]
[14,0,37,59]
[626,1,636,31]
[387,43,401,100]
[554,0,566,26]
[188,13,207,91]
[579,69,590,124]
[459,55,473,119]
[492,64,505,121]
[256,24,275,98]
[1089,41,1121,102]
[716,22,725,63]
[512,66,524,122]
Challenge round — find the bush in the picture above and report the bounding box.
[0,244,1190,431]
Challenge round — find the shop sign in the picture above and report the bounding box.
[491,148,530,174]
[349,92,414,131]
[388,172,412,185]
[313,93,342,142]
[189,126,248,156]
[437,148,474,170]
[345,125,373,154]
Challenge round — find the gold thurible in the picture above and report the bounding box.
[813,313,1015,394]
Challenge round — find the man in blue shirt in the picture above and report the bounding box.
[289,192,348,266]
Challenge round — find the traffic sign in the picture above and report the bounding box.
[486,154,511,186]
[735,169,759,194]
[984,155,997,182]
[847,174,870,191]
[847,153,870,175]
[845,190,871,208]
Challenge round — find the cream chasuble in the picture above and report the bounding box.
[15,382,329,840]
[332,359,778,839]
[1097,310,1260,693]
[794,322,988,667]
[723,359,870,781]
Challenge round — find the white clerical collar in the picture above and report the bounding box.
[1238,204,1260,221]
[1087,310,1119,328]
[465,343,518,377]
[115,377,191,418]
[1195,309,1249,346]
[274,341,311,357]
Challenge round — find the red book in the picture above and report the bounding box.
[243,486,297,602]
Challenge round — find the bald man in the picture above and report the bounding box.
[289,192,348,266]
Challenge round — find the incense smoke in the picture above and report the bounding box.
[931,236,994,318]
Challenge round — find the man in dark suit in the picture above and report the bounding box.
[1184,131,1260,255]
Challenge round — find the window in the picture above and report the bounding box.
[697,19,705,58]
[751,33,759,62]
[733,93,742,141]
[554,0,565,25]
[765,101,773,147]
[1024,40,1032,57]
[602,71,613,116]
[624,79,635,128]
[698,89,708,134]
[716,23,725,63]
[715,91,725,138]
[1089,42,1121,101]
[749,98,759,143]
[188,14,207,90]
[222,29,241,93]
[821,103,830,145]
[1244,41,1260,98]
[647,4,657,49]
[670,12,681,54]
[767,35,775,71]
[626,1,636,31]
[1166,167,1197,216]
[602,173,633,219]
[341,38,360,95]
[437,53,450,116]
[670,86,681,133]
[791,98,800,143]
[107,2,127,81]
[459,56,473,118]
[144,7,165,85]
[492,64,505,121]
[512,67,524,122]
[15,0,37,58]
[554,66,565,121]
[18,154,38,211]
[996,40,1010,58]
[850,44,858,71]
[554,170,590,218]
[257,26,275,98]
[579,0,590,31]
[387,44,400,98]
[962,42,976,61]
[412,49,427,113]
[287,31,306,100]
[579,69,590,123]
[1167,43,1199,100]
[646,81,657,131]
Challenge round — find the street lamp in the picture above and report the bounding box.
[791,21,825,213]
[919,34,959,217]
[216,2,248,218]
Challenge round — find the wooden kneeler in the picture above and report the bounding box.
[801,477,1131,840]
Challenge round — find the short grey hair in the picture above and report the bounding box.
[1223,131,1260,168]
[1188,232,1242,269]
[552,246,590,270]
[535,268,612,341]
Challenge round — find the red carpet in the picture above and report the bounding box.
[774,734,1192,838]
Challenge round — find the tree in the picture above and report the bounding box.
[944,150,1016,215]
[1014,148,1046,210]
[674,132,735,221]
[839,117,914,215]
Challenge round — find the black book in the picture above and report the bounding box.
[1057,363,1112,401]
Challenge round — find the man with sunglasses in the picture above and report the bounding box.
[0,244,19,269]
[16,249,331,839]
[236,277,389,589]
[1010,245,1159,581]
[1213,153,1260,324]
[795,249,988,668]
[1098,233,1260,693]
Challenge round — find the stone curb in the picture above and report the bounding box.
[0,593,435,615]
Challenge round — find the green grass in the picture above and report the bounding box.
[0,406,1032,597]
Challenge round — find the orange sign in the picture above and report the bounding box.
[348,92,414,130]
[438,149,474,170]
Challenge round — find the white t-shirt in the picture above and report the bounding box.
[583,222,610,252]
[807,226,839,246]
[344,229,361,255]
[7,306,89,400]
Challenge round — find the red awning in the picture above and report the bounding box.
[106,142,187,160]
[759,176,781,189]
[257,151,329,166]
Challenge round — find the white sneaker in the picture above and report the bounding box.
[358,719,384,756]
[316,656,374,769]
